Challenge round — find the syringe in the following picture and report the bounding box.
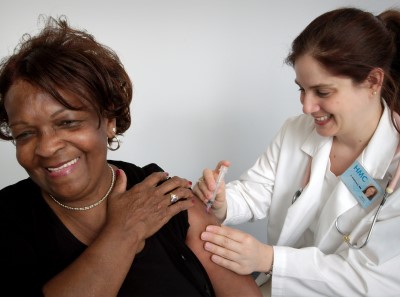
[206,165,228,213]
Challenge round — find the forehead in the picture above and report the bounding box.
[294,55,331,80]
[294,54,354,88]
[5,80,87,113]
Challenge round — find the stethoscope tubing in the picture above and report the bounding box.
[291,156,397,249]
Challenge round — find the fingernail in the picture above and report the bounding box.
[188,181,193,186]
[204,242,211,250]
[116,169,120,177]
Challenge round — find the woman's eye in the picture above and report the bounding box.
[59,120,80,127]
[14,131,34,141]
[316,90,330,97]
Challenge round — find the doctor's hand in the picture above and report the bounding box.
[193,160,230,222]
[201,225,274,275]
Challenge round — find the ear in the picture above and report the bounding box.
[366,68,384,94]
[106,118,117,139]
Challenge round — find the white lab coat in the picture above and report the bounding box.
[225,102,400,296]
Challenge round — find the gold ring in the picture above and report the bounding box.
[170,193,179,204]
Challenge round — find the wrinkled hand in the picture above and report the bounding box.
[201,225,273,275]
[193,160,230,221]
[106,169,194,251]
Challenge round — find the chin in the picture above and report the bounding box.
[315,127,336,138]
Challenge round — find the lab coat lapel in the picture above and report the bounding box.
[276,131,332,246]
[316,103,399,249]
[361,103,399,176]
[314,182,357,249]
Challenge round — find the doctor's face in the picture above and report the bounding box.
[294,54,380,139]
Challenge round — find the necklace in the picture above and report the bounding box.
[48,164,115,211]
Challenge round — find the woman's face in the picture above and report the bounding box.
[365,186,377,198]
[5,80,115,205]
[294,54,381,140]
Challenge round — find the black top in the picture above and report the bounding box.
[0,160,215,297]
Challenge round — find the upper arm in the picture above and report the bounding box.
[185,198,262,297]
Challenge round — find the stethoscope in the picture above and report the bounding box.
[292,155,400,249]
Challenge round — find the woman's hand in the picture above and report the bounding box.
[106,169,195,251]
[193,160,230,221]
[201,225,273,275]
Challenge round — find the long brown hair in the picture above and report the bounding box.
[286,7,400,131]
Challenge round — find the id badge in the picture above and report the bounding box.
[340,160,383,208]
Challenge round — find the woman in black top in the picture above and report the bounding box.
[0,17,261,297]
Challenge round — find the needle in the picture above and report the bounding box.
[206,165,228,213]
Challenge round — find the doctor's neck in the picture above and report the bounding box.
[330,110,382,176]
[334,103,382,151]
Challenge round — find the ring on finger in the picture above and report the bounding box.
[170,192,179,204]
[198,177,204,183]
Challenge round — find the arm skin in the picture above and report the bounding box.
[186,197,262,297]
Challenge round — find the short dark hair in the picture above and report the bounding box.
[0,16,132,141]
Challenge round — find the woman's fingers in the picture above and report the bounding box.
[201,232,245,275]
[201,225,243,253]
[194,162,229,203]
[193,168,214,202]
[214,160,231,172]
[201,225,268,275]
[107,170,194,242]
[209,254,243,275]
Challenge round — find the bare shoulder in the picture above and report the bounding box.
[186,198,262,297]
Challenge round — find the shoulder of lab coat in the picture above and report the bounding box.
[224,114,323,225]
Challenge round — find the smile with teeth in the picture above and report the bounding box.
[315,115,332,122]
[47,158,79,172]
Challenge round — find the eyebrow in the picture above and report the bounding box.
[294,80,335,89]
[8,107,71,128]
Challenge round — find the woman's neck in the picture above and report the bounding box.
[330,104,383,175]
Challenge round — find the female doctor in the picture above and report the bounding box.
[194,7,400,296]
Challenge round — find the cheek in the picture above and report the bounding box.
[76,127,108,152]
[15,144,34,171]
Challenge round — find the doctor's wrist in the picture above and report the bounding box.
[261,244,274,275]
[213,203,227,223]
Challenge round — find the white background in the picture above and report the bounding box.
[1,0,399,242]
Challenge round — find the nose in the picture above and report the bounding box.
[301,92,320,114]
[35,130,64,157]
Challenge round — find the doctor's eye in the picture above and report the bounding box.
[316,90,330,98]
[298,88,305,103]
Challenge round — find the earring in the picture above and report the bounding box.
[108,135,121,151]
[112,127,116,133]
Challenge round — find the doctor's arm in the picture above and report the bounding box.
[201,217,400,296]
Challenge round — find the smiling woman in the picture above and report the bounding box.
[193,7,400,297]
[0,17,261,297]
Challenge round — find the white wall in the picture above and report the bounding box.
[1,0,399,242]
